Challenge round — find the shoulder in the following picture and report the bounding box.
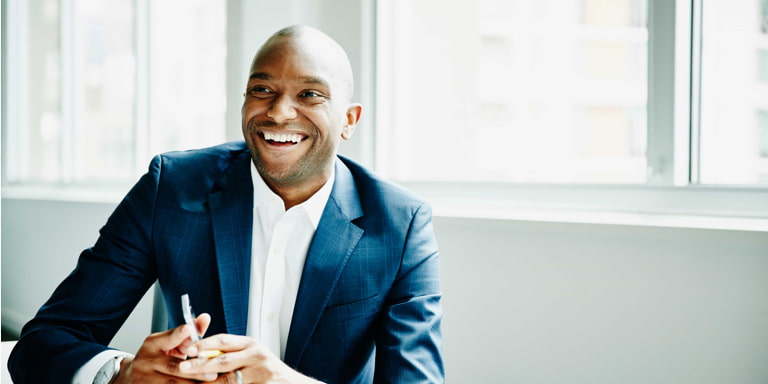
[151,141,250,182]
[157,141,249,172]
[337,155,430,217]
[147,141,251,202]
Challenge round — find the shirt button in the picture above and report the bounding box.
[266,312,275,322]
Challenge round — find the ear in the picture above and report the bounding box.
[341,103,363,140]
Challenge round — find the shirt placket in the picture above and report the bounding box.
[260,207,293,358]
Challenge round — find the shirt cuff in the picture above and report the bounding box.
[72,350,133,384]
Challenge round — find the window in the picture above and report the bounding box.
[376,0,768,188]
[2,0,226,185]
[698,0,768,184]
[377,0,648,183]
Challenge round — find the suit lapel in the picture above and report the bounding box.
[284,158,364,367]
[209,151,253,336]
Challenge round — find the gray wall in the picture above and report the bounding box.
[3,198,768,383]
[436,217,768,383]
[1,198,154,353]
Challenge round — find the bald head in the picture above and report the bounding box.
[240,25,363,207]
[249,25,356,102]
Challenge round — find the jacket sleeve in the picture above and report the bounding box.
[8,156,163,384]
[374,202,445,383]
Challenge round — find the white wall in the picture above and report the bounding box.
[435,216,768,383]
[1,198,153,353]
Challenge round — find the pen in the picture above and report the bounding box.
[181,293,223,358]
[197,349,224,358]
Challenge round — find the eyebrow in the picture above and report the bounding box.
[248,72,331,89]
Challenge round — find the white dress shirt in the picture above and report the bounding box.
[72,161,333,383]
[246,161,333,359]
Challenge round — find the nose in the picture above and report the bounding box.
[266,94,297,123]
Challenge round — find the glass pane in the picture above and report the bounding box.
[149,0,227,155]
[5,0,227,185]
[72,0,136,182]
[377,0,648,183]
[698,0,768,185]
[15,0,62,183]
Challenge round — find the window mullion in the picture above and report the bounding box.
[646,0,678,185]
[135,0,149,175]
[688,0,703,184]
[3,0,27,183]
[60,0,75,184]
[674,0,695,186]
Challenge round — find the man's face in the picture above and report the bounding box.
[241,35,359,191]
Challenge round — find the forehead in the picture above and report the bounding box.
[250,37,334,84]
[248,33,353,98]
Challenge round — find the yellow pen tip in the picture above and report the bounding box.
[198,349,223,359]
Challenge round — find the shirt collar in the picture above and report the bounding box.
[250,161,334,229]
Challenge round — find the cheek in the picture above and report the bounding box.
[241,99,252,118]
[241,106,252,128]
[242,101,265,122]
[306,111,347,137]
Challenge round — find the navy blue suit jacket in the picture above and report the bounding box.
[9,141,444,383]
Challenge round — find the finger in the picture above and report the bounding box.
[143,324,197,360]
[165,323,196,352]
[181,313,212,357]
[195,333,256,353]
[196,312,212,337]
[150,354,221,382]
[129,346,219,382]
[183,370,240,384]
[169,339,196,359]
[139,323,192,355]
[178,350,248,377]
[215,370,242,384]
[122,364,211,384]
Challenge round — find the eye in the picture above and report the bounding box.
[299,90,324,98]
[247,86,273,98]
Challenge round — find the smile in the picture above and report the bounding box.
[261,131,305,144]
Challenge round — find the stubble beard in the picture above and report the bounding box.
[246,120,336,189]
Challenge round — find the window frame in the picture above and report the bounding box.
[1,0,228,191]
[3,0,767,230]
[373,0,768,226]
[2,0,148,187]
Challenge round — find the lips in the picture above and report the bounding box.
[257,130,309,148]
[262,131,304,144]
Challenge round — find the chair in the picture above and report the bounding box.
[151,283,169,333]
[1,340,17,383]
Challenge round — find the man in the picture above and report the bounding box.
[9,25,444,383]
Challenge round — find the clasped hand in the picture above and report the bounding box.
[114,313,321,383]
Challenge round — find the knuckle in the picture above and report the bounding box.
[251,347,268,361]
[164,358,180,373]
[221,333,237,346]
[143,332,162,347]
[215,353,231,368]
[252,365,273,382]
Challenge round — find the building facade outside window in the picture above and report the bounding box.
[377,0,768,187]
[2,0,226,185]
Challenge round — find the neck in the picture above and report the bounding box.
[266,171,332,210]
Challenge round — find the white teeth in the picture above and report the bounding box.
[264,132,302,143]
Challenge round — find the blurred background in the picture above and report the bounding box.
[2,0,768,382]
